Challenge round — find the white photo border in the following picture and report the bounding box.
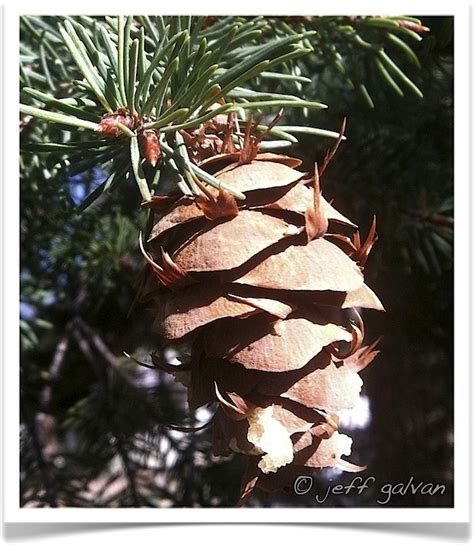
[2,0,471,524]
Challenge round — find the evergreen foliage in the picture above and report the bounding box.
[20,15,453,507]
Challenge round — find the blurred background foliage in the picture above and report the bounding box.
[20,16,453,507]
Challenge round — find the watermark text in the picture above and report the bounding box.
[293,475,446,504]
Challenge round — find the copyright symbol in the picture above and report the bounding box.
[294,475,313,495]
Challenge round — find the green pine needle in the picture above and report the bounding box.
[20,104,100,131]
[130,136,151,201]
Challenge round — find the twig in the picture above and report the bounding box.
[115,436,141,506]
[41,333,70,407]
[22,403,58,507]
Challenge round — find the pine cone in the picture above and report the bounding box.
[142,150,384,502]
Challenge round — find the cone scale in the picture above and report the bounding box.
[143,148,384,502]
